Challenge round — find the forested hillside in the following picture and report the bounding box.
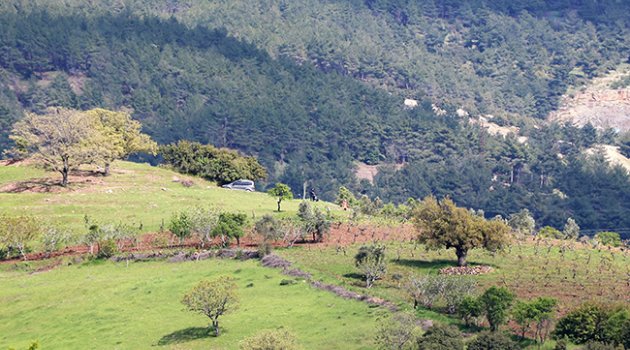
[1,1,630,236]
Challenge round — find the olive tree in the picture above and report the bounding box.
[354,244,387,288]
[413,197,510,267]
[181,276,239,337]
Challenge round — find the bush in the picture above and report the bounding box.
[255,215,283,242]
[553,303,629,345]
[467,331,518,350]
[239,329,299,350]
[479,286,515,332]
[595,232,622,247]
[416,324,464,350]
[160,141,267,184]
[354,244,387,288]
[41,227,71,257]
[458,296,484,326]
[538,226,564,239]
[0,214,41,260]
[169,212,193,244]
[257,241,273,257]
[97,239,118,259]
[374,313,422,350]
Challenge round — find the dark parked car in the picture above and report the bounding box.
[221,179,255,192]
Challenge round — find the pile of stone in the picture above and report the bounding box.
[439,265,493,275]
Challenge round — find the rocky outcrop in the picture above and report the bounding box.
[548,67,630,131]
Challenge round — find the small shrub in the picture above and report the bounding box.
[97,239,118,259]
[257,241,273,258]
[41,227,71,257]
[458,296,484,327]
[479,286,515,332]
[538,226,564,239]
[416,323,464,350]
[374,313,422,350]
[595,232,622,247]
[355,244,387,288]
[467,331,518,350]
[169,212,193,244]
[239,329,299,350]
[553,303,629,345]
[582,342,617,350]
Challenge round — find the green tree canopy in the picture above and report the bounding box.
[413,197,511,266]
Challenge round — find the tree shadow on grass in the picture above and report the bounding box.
[392,259,497,270]
[157,327,213,346]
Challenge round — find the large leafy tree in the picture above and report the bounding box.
[413,197,510,266]
[84,108,157,175]
[8,108,98,186]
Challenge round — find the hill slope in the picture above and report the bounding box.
[0,161,342,233]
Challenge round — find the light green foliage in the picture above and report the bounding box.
[169,211,193,244]
[406,275,477,313]
[413,196,511,266]
[8,108,156,184]
[40,227,70,257]
[188,206,220,248]
[374,313,422,350]
[268,183,293,212]
[84,108,157,174]
[512,297,557,342]
[508,209,536,238]
[479,286,515,332]
[297,201,331,243]
[336,186,357,206]
[354,244,387,288]
[239,329,300,350]
[416,324,464,350]
[0,214,40,260]
[467,331,518,350]
[538,226,564,240]
[182,276,239,337]
[595,232,622,247]
[458,296,484,327]
[9,108,98,186]
[563,218,580,240]
[211,213,247,247]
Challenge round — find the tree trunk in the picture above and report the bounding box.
[61,158,69,187]
[61,169,69,187]
[456,248,468,267]
[277,198,281,212]
[212,318,219,337]
[236,236,240,246]
[104,163,111,176]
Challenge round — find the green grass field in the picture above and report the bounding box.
[0,161,346,234]
[0,258,383,349]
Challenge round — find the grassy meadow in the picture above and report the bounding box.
[0,258,382,349]
[0,161,346,235]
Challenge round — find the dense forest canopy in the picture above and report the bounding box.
[0,1,629,237]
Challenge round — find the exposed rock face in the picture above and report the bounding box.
[548,67,630,131]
